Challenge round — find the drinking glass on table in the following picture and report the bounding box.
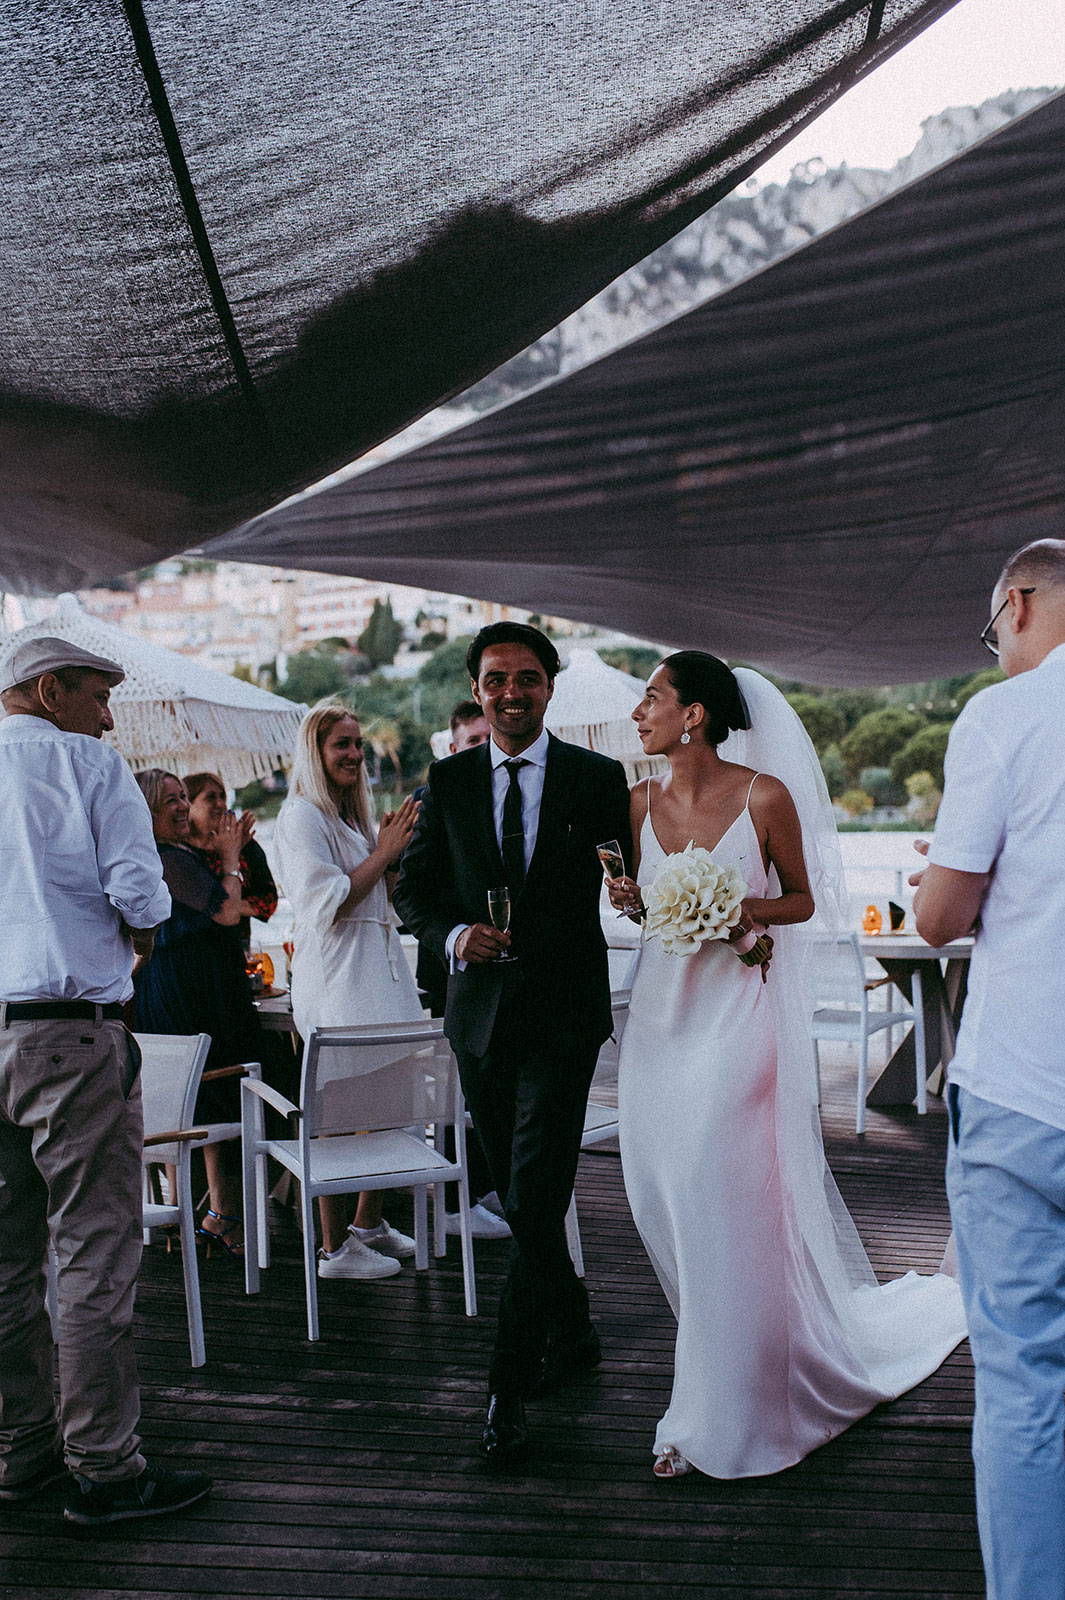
[487,887,517,961]
[598,838,641,917]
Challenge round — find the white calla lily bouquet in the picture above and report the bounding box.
[644,842,772,965]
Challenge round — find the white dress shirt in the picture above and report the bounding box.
[446,727,550,967]
[0,715,171,1003]
[929,643,1065,1130]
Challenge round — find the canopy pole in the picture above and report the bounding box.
[120,0,267,431]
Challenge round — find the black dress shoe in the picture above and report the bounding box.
[480,1393,528,1467]
[534,1327,603,1395]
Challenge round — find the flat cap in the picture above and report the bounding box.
[0,636,126,694]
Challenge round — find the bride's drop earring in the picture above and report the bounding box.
[680,729,691,745]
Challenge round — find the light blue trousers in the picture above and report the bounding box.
[947,1085,1065,1600]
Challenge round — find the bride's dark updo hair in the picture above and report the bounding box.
[660,652,751,746]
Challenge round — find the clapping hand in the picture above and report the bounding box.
[377,794,420,866]
[237,810,257,847]
[214,810,243,874]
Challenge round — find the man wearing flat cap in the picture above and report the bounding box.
[0,637,212,1524]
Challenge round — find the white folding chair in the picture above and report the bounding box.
[44,1034,261,1368]
[241,1019,477,1341]
[809,934,926,1136]
[565,990,629,1278]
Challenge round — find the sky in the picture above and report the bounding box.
[754,0,1065,184]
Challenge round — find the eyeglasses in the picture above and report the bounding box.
[980,588,1035,657]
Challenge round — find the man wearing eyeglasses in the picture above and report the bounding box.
[913,538,1065,1600]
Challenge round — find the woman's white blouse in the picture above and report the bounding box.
[272,795,422,1036]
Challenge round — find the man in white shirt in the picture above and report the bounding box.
[0,637,211,1526]
[914,539,1065,1600]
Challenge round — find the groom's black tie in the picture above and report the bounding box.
[501,759,527,893]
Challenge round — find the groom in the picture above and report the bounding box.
[394,622,631,1464]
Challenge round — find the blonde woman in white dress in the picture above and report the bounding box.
[609,653,966,1480]
[273,701,423,1281]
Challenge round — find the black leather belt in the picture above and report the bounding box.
[4,1001,125,1022]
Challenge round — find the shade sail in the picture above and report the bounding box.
[0,597,305,786]
[211,91,1065,685]
[0,0,961,597]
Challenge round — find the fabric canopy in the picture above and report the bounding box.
[211,91,1065,685]
[0,596,305,786]
[0,1,960,597]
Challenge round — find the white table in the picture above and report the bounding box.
[859,933,973,1108]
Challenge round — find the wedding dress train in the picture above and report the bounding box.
[619,796,966,1478]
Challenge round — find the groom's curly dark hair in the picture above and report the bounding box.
[466,622,561,682]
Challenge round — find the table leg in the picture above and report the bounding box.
[864,959,951,1108]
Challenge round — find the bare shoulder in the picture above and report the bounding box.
[748,772,797,821]
[630,776,657,822]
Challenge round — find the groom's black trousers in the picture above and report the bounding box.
[456,1004,600,1398]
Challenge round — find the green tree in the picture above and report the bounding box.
[277,648,350,704]
[890,723,952,790]
[956,666,1006,710]
[859,766,903,807]
[598,646,662,680]
[358,598,403,668]
[838,788,874,819]
[905,770,942,827]
[840,707,926,779]
[418,635,474,687]
[824,689,882,732]
[786,693,845,753]
[819,742,847,799]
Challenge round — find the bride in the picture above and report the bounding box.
[608,652,966,1480]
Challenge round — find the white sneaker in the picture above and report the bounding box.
[479,1190,506,1219]
[317,1234,402,1279]
[444,1203,512,1240]
[351,1219,416,1259]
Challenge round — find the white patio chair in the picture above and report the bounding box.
[241,1019,476,1341]
[136,1032,214,1367]
[139,1035,264,1364]
[809,934,925,1136]
[46,1031,256,1368]
[565,990,630,1278]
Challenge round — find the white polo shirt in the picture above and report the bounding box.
[929,643,1065,1129]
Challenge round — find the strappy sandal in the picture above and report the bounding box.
[196,1209,244,1259]
[653,1445,694,1479]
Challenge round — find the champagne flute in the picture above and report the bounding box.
[597,838,640,917]
[487,887,517,962]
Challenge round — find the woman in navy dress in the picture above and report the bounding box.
[133,768,264,1256]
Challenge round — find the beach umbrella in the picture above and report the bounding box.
[546,648,666,782]
[0,596,305,788]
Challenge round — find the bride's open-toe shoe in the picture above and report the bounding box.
[653,1446,693,1479]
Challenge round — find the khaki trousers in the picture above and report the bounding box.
[0,1013,146,1485]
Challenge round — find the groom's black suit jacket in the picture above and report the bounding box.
[394,734,632,1057]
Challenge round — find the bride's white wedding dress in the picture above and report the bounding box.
[619,776,967,1478]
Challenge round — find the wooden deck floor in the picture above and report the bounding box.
[0,1051,981,1600]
